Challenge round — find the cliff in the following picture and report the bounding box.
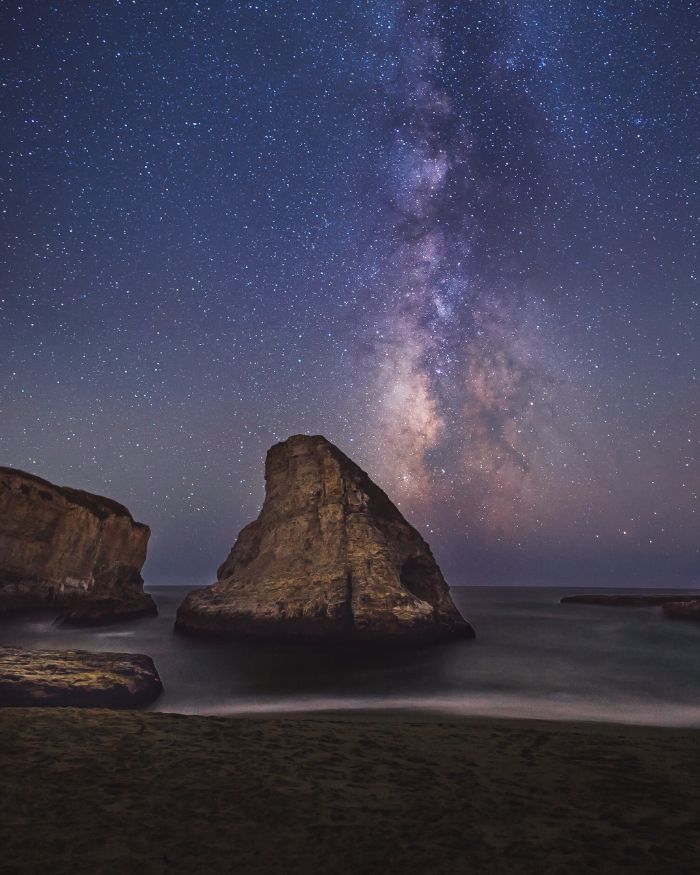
[0,466,155,623]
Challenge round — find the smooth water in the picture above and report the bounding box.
[1,586,699,726]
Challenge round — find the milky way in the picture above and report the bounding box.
[1,1,697,584]
[363,3,559,527]
[360,2,593,561]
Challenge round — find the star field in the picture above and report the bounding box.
[1,1,697,585]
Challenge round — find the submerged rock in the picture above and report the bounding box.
[662,599,700,622]
[0,466,156,624]
[0,645,163,708]
[176,434,474,644]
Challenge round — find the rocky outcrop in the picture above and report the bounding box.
[0,466,156,623]
[0,646,163,708]
[176,435,474,644]
[58,597,158,627]
[662,599,700,622]
[560,594,699,607]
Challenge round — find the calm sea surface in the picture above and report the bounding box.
[1,586,699,726]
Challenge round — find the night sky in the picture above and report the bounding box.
[2,1,697,586]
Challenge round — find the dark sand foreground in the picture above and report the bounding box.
[1,710,699,874]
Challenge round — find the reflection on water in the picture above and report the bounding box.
[1,586,699,726]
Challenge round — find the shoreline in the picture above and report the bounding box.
[7,703,700,733]
[2,708,699,874]
[149,697,700,729]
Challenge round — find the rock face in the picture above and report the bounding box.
[0,645,163,708]
[0,466,156,624]
[662,599,700,622]
[176,435,474,644]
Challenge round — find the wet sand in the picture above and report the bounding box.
[1,709,698,874]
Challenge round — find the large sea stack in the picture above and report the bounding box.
[176,435,474,644]
[0,466,155,624]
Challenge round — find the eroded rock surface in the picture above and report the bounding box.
[0,467,155,623]
[176,434,474,644]
[0,645,163,708]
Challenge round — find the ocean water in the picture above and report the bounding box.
[1,585,699,727]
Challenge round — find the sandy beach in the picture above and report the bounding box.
[1,709,698,874]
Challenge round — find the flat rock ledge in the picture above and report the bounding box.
[0,646,163,708]
[560,593,699,608]
[662,599,700,622]
[176,434,474,646]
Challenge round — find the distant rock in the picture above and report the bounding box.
[0,645,163,708]
[662,599,700,622]
[57,597,157,627]
[560,593,699,607]
[176,434,474,644]
[0,466,156,624]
